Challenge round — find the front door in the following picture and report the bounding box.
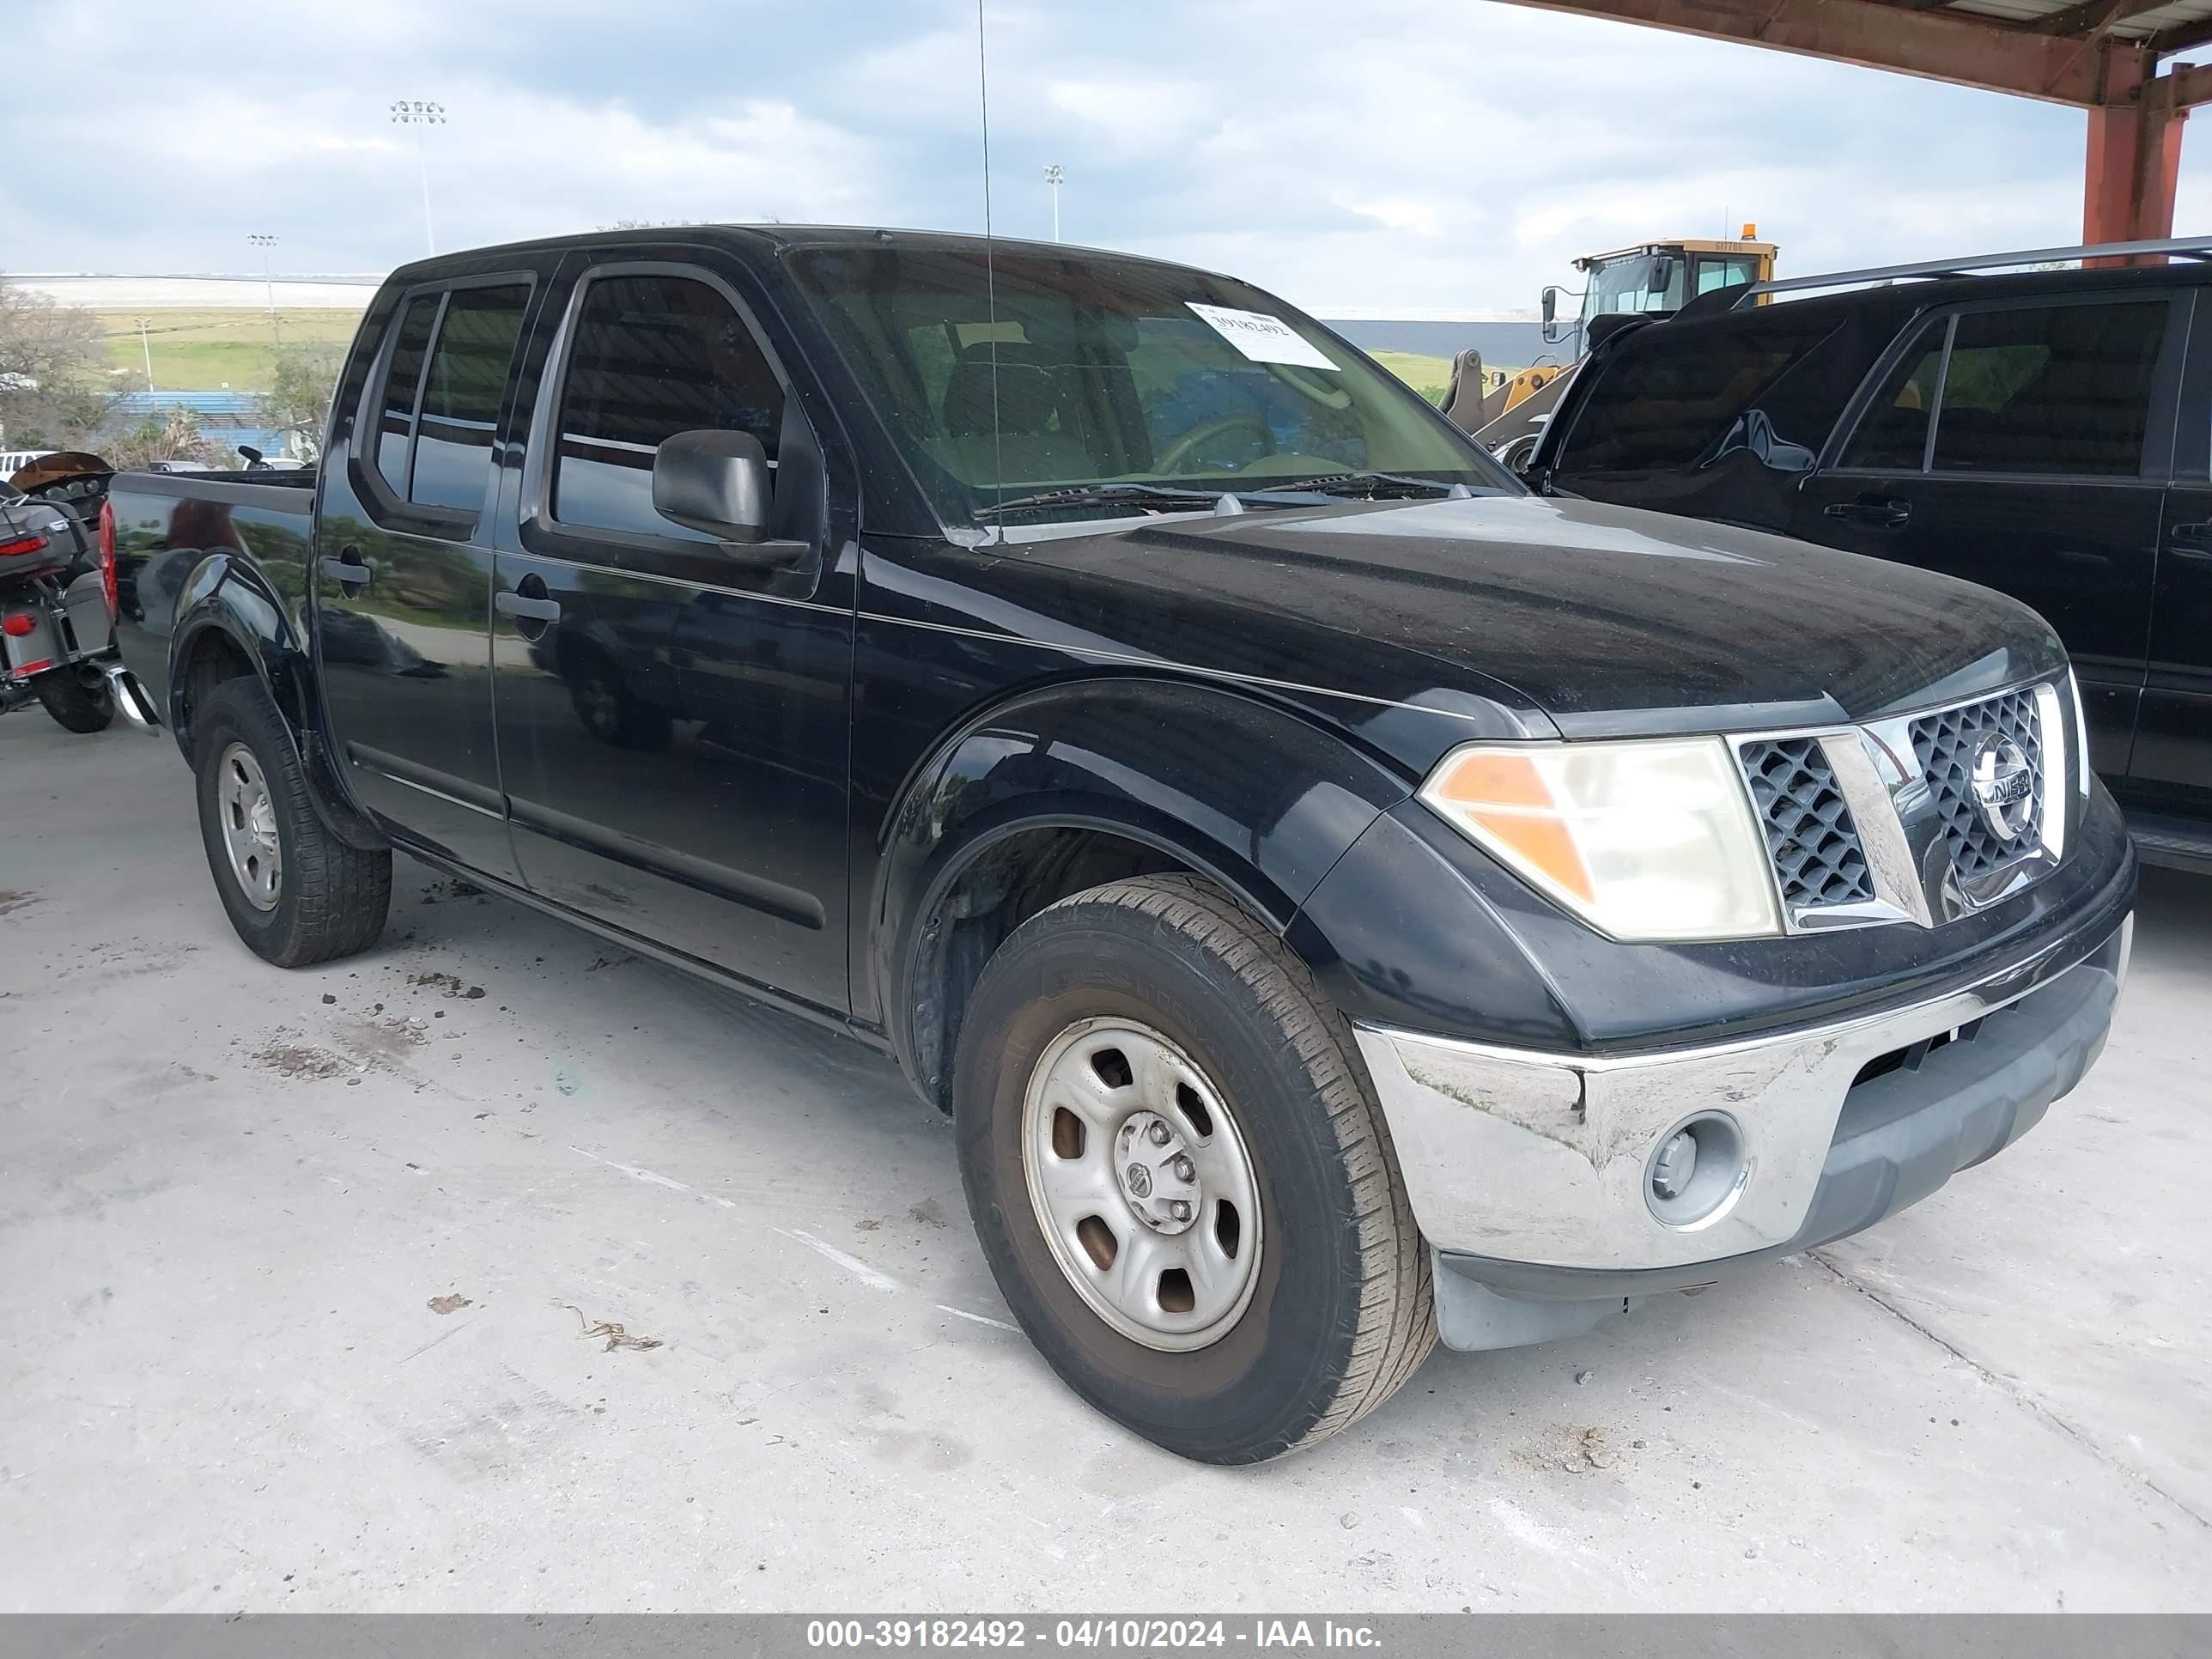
[488,259,853,1013]
[313,274,537,880]
[1790,295,2179,780]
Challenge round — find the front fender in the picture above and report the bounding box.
[871,674,1413,1067]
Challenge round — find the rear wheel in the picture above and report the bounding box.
[35,670,113,733]
[193,677,392,966]
[952,873,1436,1463]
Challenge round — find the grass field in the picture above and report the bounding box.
[93,308,1465,410]
[1370,350,1455,404]
[95,309,363,393]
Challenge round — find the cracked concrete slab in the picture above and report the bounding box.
[2,720,2207,1611]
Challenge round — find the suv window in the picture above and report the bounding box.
[1555,315,1839,473]
[371,283,531,511]
[1840,319,1948,471]
[550,273,784,543]
[1934,302,2163,476]
[1841,301,2166,477]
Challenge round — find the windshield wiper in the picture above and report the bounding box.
[1243,471,1468,501]
[970,482,1230,522]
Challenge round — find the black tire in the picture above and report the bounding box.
[193,676,392,967]
[36,671,114,733]
[953,873,1437,1464]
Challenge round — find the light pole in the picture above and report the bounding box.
[1044,164,1064,244]
[390,99,446,255]
[136,318,155,392]
[248,233,281,349]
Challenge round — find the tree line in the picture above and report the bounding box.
[0,273,337,471]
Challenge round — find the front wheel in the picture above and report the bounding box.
[35,671,114,733]
[193,677,392,967]
[952,874,1436,1463]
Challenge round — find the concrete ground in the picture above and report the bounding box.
[3,714,2208,1613]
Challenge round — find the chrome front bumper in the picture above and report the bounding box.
[1352,914,2131,1278]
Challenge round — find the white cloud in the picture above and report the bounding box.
[0,0,2180,314]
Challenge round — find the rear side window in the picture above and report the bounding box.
[1935,302,2163,475]
[1555,317,1838,473]
[550,273,785,543]
[370,283,531,512]
[410,288,530,510]
[374,299,437,495]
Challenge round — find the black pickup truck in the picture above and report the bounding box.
[105,227,2135,1464]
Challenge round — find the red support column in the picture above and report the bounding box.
[2084,46,2185,257]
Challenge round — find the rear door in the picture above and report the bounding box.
[1790,293,2181,778]
[2135,288,2212,816]
[313,270,538,880]
[487,254,854,1013]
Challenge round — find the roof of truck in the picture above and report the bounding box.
[383,224,1214,286]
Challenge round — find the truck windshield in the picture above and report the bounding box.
[787,244,1513,526]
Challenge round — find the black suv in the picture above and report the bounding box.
[1524,249,2212,871]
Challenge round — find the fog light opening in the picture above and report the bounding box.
[1644,1112,1748,1231]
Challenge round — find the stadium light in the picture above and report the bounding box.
[1044,164,1064,244]
[390,100,447,255]
[247,234,281,349]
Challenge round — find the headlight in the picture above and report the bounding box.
[1419,738,1781,942]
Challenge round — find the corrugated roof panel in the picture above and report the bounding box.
[1940,0,2212,38]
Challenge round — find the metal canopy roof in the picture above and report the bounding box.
[1492,0,2212,270]
[1500,0,2212,106]
[1943,0,2212,50]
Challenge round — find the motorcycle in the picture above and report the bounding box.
[1,453,124,734]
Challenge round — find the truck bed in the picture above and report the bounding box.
[106,467,323,728]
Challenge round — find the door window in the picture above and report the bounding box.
[1840,301,2166,477]
[370,283,531,512]
[550,273,785,543]
[1839,319,1948,471]
[1932,302,2163,476]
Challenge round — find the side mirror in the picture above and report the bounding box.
[1648,257,1675,296]
[652,428,770,545]
[1540,286,1565,344]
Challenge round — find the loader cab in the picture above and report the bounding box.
[1543,233,1779,357]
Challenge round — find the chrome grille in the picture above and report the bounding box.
[1738,736,1876,910]
[1910,688,2045,881]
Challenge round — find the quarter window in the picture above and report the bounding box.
[550,273,784,542]
[1839,320,1948,471]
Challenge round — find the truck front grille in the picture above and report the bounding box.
[1738,736,1876,911]
[1910,688,2045,881]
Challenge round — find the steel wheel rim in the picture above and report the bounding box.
[1020,1018,1264,1352]
[216,741,282,911]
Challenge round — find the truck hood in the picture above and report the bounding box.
[982,492,2065,743]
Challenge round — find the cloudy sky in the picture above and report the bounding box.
[12,0,2212,314]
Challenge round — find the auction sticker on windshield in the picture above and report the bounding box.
[1187,303,1337,370]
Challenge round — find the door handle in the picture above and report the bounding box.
[495,591,562,623]
[319,550,370,589]
[2170,522,2212,560]
[1823,498,1911,529]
